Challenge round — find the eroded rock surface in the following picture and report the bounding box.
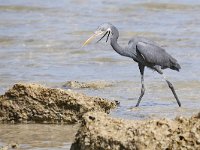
[63,81,113,89]
[71,112,200,150]
[0,83,117,124]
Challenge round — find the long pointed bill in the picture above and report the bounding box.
[82,31,104,47]
[96,31,108,43]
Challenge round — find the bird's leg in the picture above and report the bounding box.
[162,74,181,107]
[135,64,145,107]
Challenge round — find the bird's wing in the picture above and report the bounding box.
[136,41,171,66]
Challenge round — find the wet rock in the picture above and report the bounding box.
[0,146,8,150]
[0,83,118,124]
[71,112,200,150]
[63,81,113,89]
[0,143,18,150]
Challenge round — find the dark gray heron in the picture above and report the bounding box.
[83,23,181,107]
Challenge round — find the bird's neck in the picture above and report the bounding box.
[110,26,132,58]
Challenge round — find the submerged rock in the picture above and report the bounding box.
[0,83,118,124]
[63,81,113,89]
[71,111,200,150]
[0,143,19,150]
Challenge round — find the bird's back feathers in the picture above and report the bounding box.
[128,37,181,72]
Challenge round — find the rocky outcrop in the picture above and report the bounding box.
[63,81,113,89]
[0,83,118,124]
[71,111,200,150]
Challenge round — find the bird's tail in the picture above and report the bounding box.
[170,58,181,71]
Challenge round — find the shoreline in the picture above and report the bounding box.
[0,83,199,150]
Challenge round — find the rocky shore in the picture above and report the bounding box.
[0,83,199,150]
[71,111,200,150]
[0,83,117,124]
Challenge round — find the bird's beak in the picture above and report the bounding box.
[82,31,104,47]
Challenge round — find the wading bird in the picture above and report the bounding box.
[83,23,181,107]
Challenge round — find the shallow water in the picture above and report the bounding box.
[0,124,78,150]
[0,0,200,149]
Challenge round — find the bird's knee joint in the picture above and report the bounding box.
[166,81,173,88]
[168,83,174,89]
[141,87,145,93]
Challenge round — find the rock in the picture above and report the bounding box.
[0,143,19,150]
[0,146,8,150]
[71,111,200,150]
[63,81,113,89]
[10,143,19,149]
[0,83,118,124]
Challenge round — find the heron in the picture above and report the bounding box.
[83,23,181,107]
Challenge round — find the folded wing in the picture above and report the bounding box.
[136,41,181,71]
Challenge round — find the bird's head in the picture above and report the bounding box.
[82,23,113,47]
